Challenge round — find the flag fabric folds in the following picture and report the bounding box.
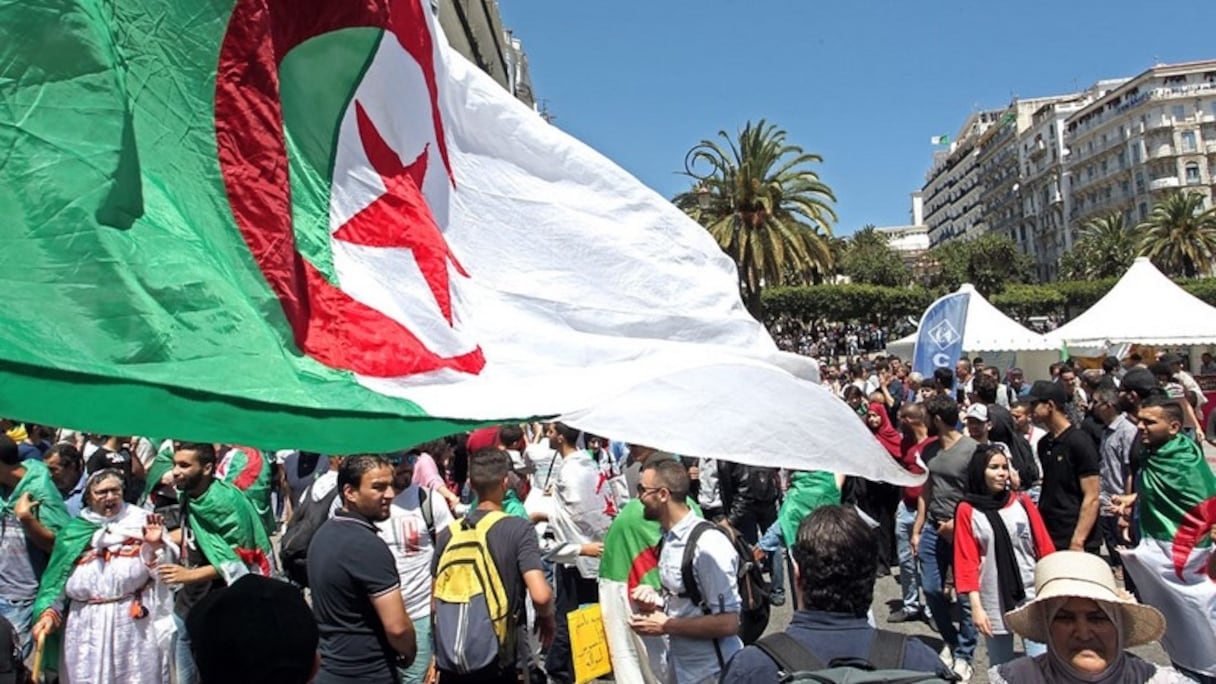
[0,0,914,483]
[1119,434,1216,677]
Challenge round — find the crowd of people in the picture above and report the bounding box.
[0,347,1214,684]
[770,320,900,358]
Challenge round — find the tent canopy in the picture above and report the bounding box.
[1047,258,1216,348]
[886,283,1058,360]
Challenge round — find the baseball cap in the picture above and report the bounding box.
[964,404,989,422]
[1120,367,1157,397]
[1026,380,1068,407]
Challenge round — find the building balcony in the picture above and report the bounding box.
[1149,144,1175,159]
[1207,141,1216,154]
[1149,176,1181,191]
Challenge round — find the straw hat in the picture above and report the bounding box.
[1004,551,1165,647]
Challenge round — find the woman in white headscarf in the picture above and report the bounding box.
[990,551,1190,683]
[31,469,178,683]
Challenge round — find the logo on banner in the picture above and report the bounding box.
[928,320,960,350]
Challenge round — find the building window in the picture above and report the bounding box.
[1182,131,1197,152]
[1121,180,1131,196]
[1136,172,1145,193]
[1132,143,1142,163]
[1173,105,1187,121]
[1186,163,1201,184]
[1139,202,1149,220]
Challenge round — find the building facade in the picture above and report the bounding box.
[435,0,536,107]
[1065,61,1216,239]
[921,60,1216,281]
[922,110,1003,246]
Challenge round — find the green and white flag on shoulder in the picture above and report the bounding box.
[0,0,913,483]
[1120,433,1216,677]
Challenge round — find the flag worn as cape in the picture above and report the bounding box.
[140,440,176,504]
[182,480,273,583]
[1119,433,1216,676]
[0,460,70,536]
[0,0,913,485]
[216,447,274,535]
[31,515,103,670]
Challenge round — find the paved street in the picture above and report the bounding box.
[761,564,1170,683]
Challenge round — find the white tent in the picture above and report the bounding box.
[886,284,1059,377]
[1046,257,1216,349]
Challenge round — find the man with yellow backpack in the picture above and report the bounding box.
[432,449,555,683]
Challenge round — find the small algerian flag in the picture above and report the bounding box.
[930,135,950,145]
[1120,434,1216,677]
[0,0,914,483]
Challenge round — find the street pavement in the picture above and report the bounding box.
[760,564,1171,684]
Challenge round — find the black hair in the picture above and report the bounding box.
[497,424,524,447]
[924,393,961,428]
[1102,356,1121,373]
[642,459,690,500]
[176,442,217,468]
[842,385,864,401]
[1142,395,1184,425]
[0,435,19,467]
[337,455,391,493]
[793,506,876,616]
[46,443,82,471]
[972,372,998,404]
[552,422,581,446]
[468,448,511,495]
[1129,353,1142,363]
[933,366,954,389]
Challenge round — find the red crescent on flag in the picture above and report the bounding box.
[1169,495,1216,581]
[214,0,484,378]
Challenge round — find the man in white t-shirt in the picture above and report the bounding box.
[376,453,454,684]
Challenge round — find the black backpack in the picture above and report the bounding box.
[754,631,957,683]
[279,483,436,586]
[663,520,771,653]
[279,482,339,587]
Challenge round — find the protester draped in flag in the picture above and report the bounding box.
[1116,398,1216,680]
[31,469,177,684]
[0,436,70,658]
[160,443,273,684]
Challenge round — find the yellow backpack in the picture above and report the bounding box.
[431,510,513,674]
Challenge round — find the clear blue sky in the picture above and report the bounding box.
[498,1,1216,237]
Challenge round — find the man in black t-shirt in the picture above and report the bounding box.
[1028,381,1101,553]
[432,449,555,683]
[308,455,415,684]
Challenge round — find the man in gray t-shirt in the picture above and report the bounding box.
[912,395,979,681]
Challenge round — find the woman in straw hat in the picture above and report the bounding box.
[990,550,1190,683]
[953,444,1055,666]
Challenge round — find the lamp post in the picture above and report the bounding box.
[695,182,712,210]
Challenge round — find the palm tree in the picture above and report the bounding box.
[1138,192,1216,278]
[1060,213,1138,280]
[674,120,836,317]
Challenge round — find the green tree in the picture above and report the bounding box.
[926,233,1031,295]
[1138,191,1216,278]
[1059,213,1139,280]
[839,225,911,287]
[674,120,836,317]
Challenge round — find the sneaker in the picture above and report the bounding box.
[888,608,918,624]
[769,591,786,607]
[938,645,953,669]
[952,659,973,682]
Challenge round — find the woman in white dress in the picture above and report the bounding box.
[32,468,177,684]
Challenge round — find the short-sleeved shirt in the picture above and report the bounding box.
[309,510,402,684]
[720,612,952,682]
[431,507,544,672]
[1098,414,1137,512]
[659,512,743,684]
[924,435,979,524]
[376,485,454,620]
[1037,426,1101,550]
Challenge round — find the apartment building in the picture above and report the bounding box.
[1066,61,1216,236]
[922,109,1003,246]
[435,0,536,107]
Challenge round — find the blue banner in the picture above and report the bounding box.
[912,291,969,383]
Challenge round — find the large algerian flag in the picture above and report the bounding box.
[1120,434,1216,677]
[0,0,913,484]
